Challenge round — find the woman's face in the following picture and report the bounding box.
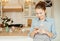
[35,8,46,20]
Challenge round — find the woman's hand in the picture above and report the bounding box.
[46,31,53,38]
[37,29,53,38]
[30,28,39,38]
[32,28,47,34]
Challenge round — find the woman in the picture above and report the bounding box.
[29,1,57,41]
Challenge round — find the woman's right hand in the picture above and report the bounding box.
[30,28,39,37]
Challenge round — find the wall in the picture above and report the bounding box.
[4,12,24,24]
[53,0,60,41]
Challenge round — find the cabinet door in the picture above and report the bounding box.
[31,2,36,17]
[23,1,30,17]
[0,1,1,17]
[0,1,2,24]
[0,0,2,17]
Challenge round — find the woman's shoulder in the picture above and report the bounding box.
[47,17,54,20]
[46,17,55,23]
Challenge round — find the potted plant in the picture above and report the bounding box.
[2,16,13,32]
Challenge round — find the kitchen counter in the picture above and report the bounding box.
[0,36,33,41]
[0,27,30,36]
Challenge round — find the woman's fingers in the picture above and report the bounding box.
[33,28,47,34]
[34,28,39,31]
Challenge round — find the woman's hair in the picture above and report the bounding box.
[35,1,46,10]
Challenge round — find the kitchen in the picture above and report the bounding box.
[0,0,60,41]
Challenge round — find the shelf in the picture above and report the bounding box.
[2,8,23,12]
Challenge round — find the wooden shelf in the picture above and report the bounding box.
[2,8,23,12]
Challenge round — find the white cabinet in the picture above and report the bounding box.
[0,0,3,24]
[23,0,36,17]
[0,2,1,16]
[0,0,2,18]
[0,0,2,17]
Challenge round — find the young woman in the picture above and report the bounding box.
[29,1,57,41]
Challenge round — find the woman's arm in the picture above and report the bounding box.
[30,30,37,38]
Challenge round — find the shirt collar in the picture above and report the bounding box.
[37,17,48,21]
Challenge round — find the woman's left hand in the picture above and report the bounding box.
[37,29,53,38]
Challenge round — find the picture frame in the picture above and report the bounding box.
[45,0,52,7]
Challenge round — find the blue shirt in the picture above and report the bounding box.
[29,17,57,39]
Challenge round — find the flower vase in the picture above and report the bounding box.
[5,26,9,32]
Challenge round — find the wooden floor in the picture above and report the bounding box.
[0,27,30,36]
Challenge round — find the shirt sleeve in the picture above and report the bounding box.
[51,19,57,39]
